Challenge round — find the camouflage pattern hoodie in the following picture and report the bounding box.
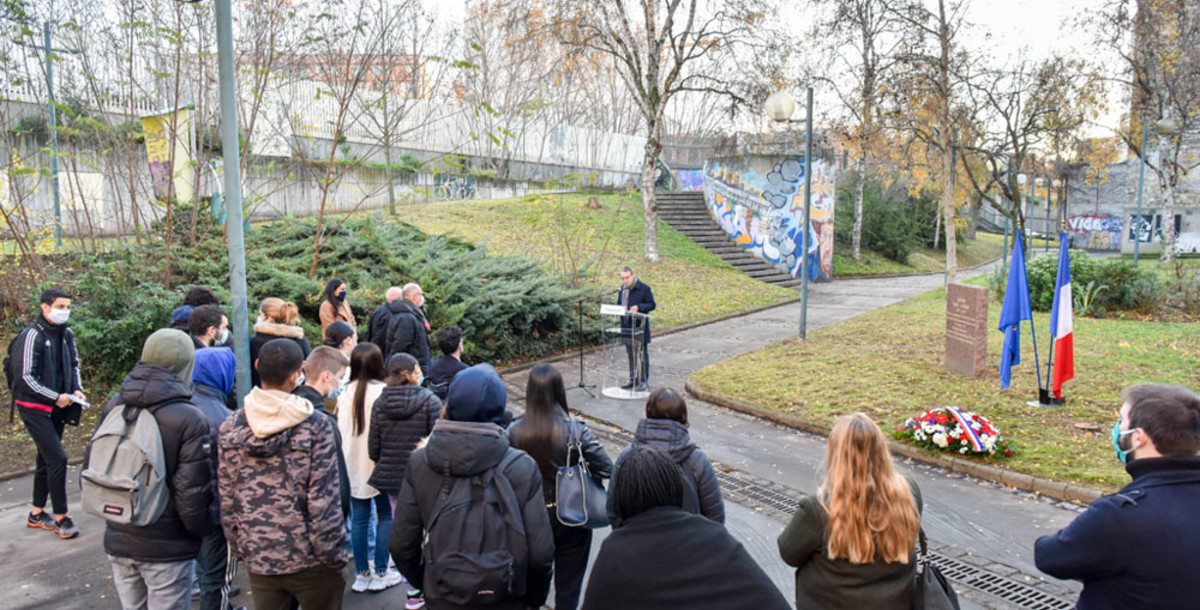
[217,387,348,575]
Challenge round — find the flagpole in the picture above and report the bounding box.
[1029,301,1044,393]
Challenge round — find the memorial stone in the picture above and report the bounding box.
[945,283,989,378]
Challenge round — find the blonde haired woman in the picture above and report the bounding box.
[249,297,312,387]
[778,412,922,609]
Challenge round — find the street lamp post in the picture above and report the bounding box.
[179,0,252,404]
[764,87,815,340]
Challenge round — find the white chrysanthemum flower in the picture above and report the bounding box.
[933,433,948,448]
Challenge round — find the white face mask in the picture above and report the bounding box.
[47,309,70,325]
[216,329,230,346]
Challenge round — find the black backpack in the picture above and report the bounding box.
[5,329,25,422]
[423,450,529,606]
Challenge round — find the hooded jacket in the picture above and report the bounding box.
[1035,456,1200,610]
[92,361,217,562]
[609,418,724,526]
[507,411,613,504]
[384,299,431,373]
[11,314,83,422]
[248,321,311,387]
[218,387,348,576]
[389,419,555,610]
[367,384,442,494]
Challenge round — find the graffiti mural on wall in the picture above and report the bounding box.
[1127,213,1198,254]
[702,156,837,280]
[1066,214,1123,250]
[674,169,705,191]
[434,174,476,201]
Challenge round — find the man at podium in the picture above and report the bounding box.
[617,266,656,390]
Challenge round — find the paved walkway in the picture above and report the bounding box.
[0,265,1089,609]
[499,266,1087,609]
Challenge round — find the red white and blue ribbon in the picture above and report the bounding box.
[946,406,984,452]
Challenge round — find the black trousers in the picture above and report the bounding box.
[21,407,68,515]
[549,508,593,610]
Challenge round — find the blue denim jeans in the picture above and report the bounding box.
[350,494,392,574]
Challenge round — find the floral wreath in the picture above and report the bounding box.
[895,406,1013,457]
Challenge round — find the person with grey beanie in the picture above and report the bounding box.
[90,329,217,610]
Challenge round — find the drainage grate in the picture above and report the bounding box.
[584,419,1076,610]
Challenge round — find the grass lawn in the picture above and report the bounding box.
[833,231,1009,276]
[689,278,1199,490]
[394,192,797,329]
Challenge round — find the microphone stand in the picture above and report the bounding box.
[571,296,597,398]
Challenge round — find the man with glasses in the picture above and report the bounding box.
[385,283,432,377]
[617,267,655,391]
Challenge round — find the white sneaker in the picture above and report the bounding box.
[351,573,372,593]
[369,568,403,592]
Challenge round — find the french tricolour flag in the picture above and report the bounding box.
[1049,233,1074,398]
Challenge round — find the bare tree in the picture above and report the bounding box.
[814,0,904,260]
[888,0,968,282]
[557,0,776,262]
[1092,0,1200,262]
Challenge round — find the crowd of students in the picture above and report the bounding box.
[12,284,1200,610]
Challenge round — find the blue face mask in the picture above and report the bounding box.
[1111,419,1136,464]
[327,376,344,401]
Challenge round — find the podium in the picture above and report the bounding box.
[599,305,651,400]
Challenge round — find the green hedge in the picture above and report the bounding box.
[1017,249,1163,315]
[65,213,581,388]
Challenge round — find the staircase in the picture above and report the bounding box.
[656,192,803,290]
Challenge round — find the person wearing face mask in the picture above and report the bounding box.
[384,283,431,378]
[14,289,86,540]
[189,304,230,350]
[1035,383,1200,610]
[319,278,356,336]
[292,346,352,519]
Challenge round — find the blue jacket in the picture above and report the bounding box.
[617,279,656,343]
[1035,456,1200,610]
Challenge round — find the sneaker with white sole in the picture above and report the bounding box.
[368,569,403,592]
[405,594,425,610]
[406,580,421,597]
[351,573,372,593]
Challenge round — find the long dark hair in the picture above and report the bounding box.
[349,343,384,436]
[324,278,345,307]
[516,364,568,480]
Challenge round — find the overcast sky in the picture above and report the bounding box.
[428,0,1126,138]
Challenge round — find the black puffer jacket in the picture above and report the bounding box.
[368,384,442,493]
[507,411,613,504]
[384,301,431,373]
[91,363,216,561]
[609,418,725,526]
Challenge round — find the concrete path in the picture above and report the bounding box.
[499,266,1088,609]
[0,265,1089,609]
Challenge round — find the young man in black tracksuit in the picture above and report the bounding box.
[13,289,86,539]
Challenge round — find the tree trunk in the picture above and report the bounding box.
[938,0,957,283]
[383,95,396,215]
[966,194,982,239]
[1159,139,1177,263]
[852,155,865,260]
[641,135,662,263]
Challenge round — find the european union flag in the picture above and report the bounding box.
[999,232,1033,389]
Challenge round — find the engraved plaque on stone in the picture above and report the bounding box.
[945,283,989,378]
